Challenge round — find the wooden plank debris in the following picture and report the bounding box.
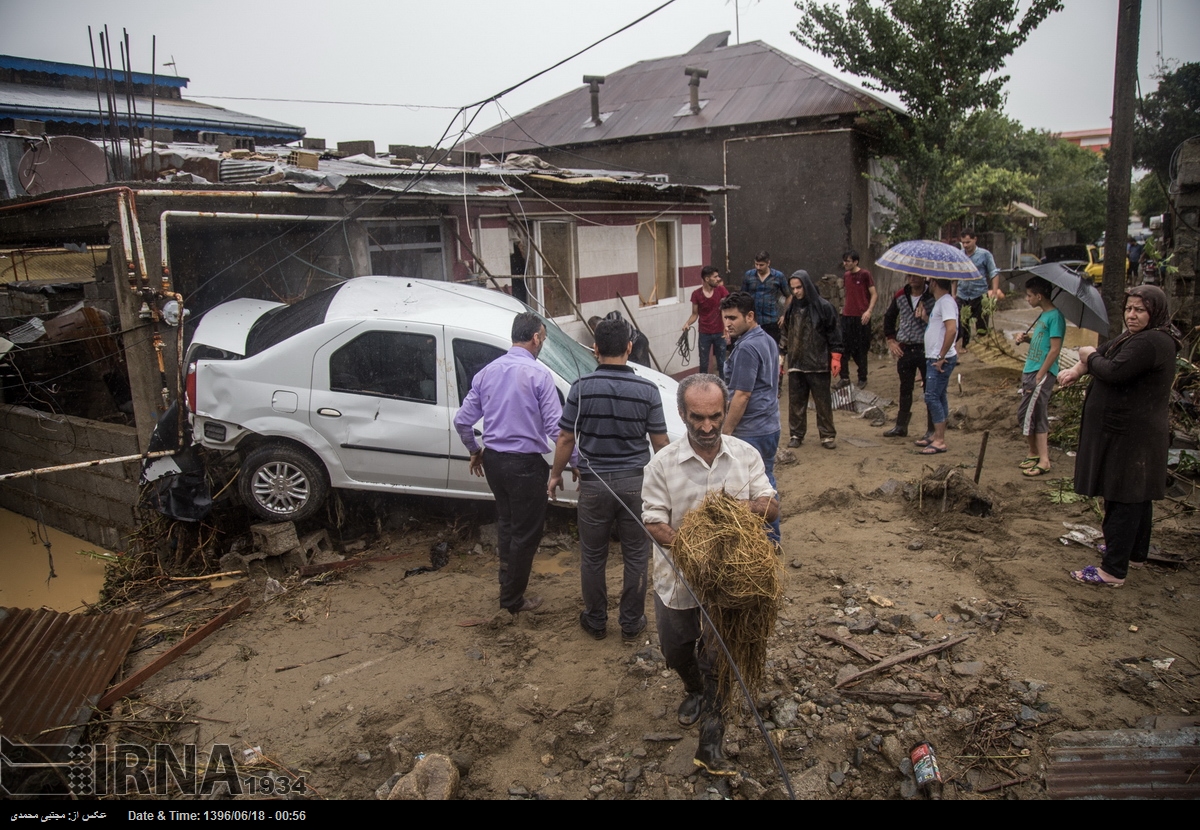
[97,597,250,710]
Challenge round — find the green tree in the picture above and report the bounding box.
[1131,172,1168,220]
[1134,61,1200,183]
[794,0,1063,239]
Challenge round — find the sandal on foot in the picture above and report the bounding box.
[919,444,947,454]
[1018,456,1040,469]
[1022,464,1051,477]
[1069,565,1123,588]
[914,437,933,448]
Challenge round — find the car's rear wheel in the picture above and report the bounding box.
[238,444,329,523]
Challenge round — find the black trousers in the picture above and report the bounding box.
[788,370,835,441]
[1101,500,1153,580]
[840,315,870,383]
[896,342,934,433]
[654,594,716,683]
[482,449,549,611]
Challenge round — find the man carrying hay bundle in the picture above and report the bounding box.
[642,374,779,776]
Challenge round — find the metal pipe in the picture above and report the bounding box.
[87,26,112,179]
[0,450,177,482]
[150,35,157,177]
[684,66,708,116]
[583,75,605,127]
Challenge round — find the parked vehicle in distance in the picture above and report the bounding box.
[1041,243,1125,286]
[185,276,684,522]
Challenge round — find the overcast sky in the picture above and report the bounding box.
[2,0,1198,150]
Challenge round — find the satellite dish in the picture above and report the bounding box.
[18,136,109,195]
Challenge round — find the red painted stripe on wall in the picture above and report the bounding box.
[578,272,638,305]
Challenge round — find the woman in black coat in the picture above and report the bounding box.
[1058,285,1179,587]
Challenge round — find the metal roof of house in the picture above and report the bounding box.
[0,82,304,140]
[465,33,899,155]
[0,54,189,88]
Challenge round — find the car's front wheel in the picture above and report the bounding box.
[238,444,329,523]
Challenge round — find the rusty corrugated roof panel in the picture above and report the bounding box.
[0,606,143,742]
[1046,727,1200,799]
[464,38,898,155]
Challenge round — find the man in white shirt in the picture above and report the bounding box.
[642,374,778,776]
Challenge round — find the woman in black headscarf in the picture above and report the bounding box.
[1058,285,1180,587]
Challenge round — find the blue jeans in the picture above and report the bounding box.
[698,332,726,380]
[736,430,780,544]
[923,356,958,425]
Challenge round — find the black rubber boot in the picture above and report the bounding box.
[693,681,736,776]
[884,414,909,438]
[676,659,705,727]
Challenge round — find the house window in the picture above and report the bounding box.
[636,220,677,305]
[534,221,577,319]
[364,220,447,281]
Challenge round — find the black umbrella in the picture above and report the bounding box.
[1010,262,1109,335]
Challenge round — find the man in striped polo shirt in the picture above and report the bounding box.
[549,318,670,641]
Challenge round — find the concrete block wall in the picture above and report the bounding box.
[0,404,140,551]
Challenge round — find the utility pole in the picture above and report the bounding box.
[1101,0,1141,340]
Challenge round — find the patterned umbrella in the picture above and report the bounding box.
[876,240,980,280]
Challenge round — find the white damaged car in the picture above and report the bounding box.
[184,276,683,522]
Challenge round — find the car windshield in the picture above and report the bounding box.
[534,313,597,383]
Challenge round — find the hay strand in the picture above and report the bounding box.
[672,491,782,715]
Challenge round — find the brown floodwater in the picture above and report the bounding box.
[0,508,110,613]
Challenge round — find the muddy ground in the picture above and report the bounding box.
[105,339,1200,801]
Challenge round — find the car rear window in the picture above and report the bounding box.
[245,285,340,357]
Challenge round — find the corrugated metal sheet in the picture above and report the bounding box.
[219,158,276,183]
[1046,728,1200,799]
[0,606,143,743]
[0,81,303,139]
[465,39,898,155]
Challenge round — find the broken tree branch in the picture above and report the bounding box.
[815,629,883,662]
[840,689,944,705]
[834,634,970,689]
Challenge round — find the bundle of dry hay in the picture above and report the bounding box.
[672,491,782,714]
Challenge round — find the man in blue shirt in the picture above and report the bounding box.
[958,231,999,347]
[741,250,790,348]
[721,291,782,544]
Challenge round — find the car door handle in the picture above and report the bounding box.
[317,408,342,417]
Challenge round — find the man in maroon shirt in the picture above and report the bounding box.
[838,250,877,387]
[682,266,730,380]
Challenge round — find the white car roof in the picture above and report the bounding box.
[326,276,527,332]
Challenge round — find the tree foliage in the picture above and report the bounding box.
[794,0,1063,239]
[1134,61,1200,184]
[950,110,1107,241]
[1132,172,1169,220]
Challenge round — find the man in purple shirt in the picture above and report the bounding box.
[454,312,561,614]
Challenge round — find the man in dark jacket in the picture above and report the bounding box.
[783,271,842,449]
[881,274,936,439]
